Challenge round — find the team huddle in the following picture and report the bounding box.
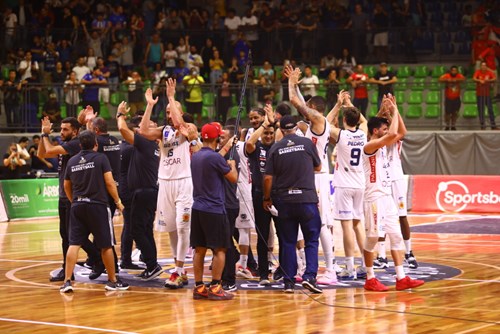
[40,64,424,299]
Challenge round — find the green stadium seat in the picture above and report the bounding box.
[60,104,67,118]
[463,91,476,104]
[370,92,378,104]
[462,104,478,118]
[394,78,407,91]
[201,106,209,119]
[425,105,440,118]
[364,66,376,77]
[311,67,319,76]
[465,81,476,90]
[394,91,405,104]
[407,91,423,104]
[2,67,9,80]
[100,103,111,119]
[396,66,412,78]
[229,105,240,118]
[406,105,422,118]
[413,65,429,78]
[431,65,447,78]
[427,79,441,91]
[369,105,378,118]
[202,92,215,106]
[425,91,440,104]
[411,78,426,90]
[110,92,126,106]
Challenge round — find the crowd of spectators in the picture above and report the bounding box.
[0,0,498,131]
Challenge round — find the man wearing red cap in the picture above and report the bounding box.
[190,122,238,300]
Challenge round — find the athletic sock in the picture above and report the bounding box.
[395,265,406,280]
[240,255,248,269]
[346,256,355,272]
[175,266,183,275]
[404,239,412,255]
[378,241,386,259]
[366,267,375,280]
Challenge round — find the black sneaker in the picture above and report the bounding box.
[50,268,74,282]
[76,259,92,269]
[59,280,73,293]
[273,268,284,281]
[373,257,389,269]
[302,278,323,294]
[89,263,105,280]
[222,282,238,292]
[283,281,295,293]
[405,251,419,269]
[120,262,145,270]
[141,264,163,281]
[105,278,130,291]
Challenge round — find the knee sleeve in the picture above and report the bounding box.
[364,237,379,252]
[177,227,190,262]
[238,228,250,246]
[387,232,404,250]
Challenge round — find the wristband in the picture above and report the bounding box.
[116,112,125,118]
[41,134,49,138]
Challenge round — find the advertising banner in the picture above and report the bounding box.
[0,179,59,219]
[411,175,500,213]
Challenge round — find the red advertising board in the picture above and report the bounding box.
[411,175,500,213]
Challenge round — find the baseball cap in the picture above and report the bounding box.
[201,122,224,139]
[280,115,297,130]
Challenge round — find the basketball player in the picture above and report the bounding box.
[327,91,368,280]
[139,78,199,289]
[285,65,337,285]
[362,97,424,291]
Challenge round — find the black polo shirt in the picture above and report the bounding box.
[64,150,112,205]
[246,141,273,193]
[119,141,133,202]
[265,134,320,203]
[374,70,396,96]
[58,137,81,199]
[128,133,159,190]
[221,150,240,210]
[97,133,121,183]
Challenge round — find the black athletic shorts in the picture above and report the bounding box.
[445,98,461,114]
[69,202,115,248]
[185,101,202,114]
[190,208,230,250]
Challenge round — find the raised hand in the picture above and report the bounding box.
[41,116,52,134]
[145,88,158,105]
[117,101,131,115]
[166,78,176,99]
[264,103,274,125]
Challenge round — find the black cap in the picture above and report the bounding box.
[280,115,297,130]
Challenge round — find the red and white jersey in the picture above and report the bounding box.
[332,129,366,189]
[236,140,252,199]
[387,140,404,181]
[158,125,191,180]
[305,117,330,174]
[363,146,392,202]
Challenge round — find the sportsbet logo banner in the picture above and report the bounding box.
[411,175,500,213]
[0,179,59,219]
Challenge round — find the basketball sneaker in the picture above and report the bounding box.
[181,271,189,285]
[302,278,323,294]
[236,265,253,279]
[105,278,130,291]
[356,266,367,279]
[283,281,295,293]
[405,251,419,269]
[140,264,163,281]
[373,257,389,269]
[338,268,356,280]
[165,272,184,289]
[208,284,235,300]
[317,269,338,285]
[193,283,208,300]
[259,278,271,286]
[59,280,73,293]
[364,277,389,292]
[222,282,238,292]
[332,260,343,274]
[396,276,425,291]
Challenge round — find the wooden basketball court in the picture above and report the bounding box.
[1,213,499,333]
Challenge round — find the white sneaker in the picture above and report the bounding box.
[338,268,356,280]
[332,260,343,274]
[356,266,367,279]
[236,265,253,279]
[317,269,338,285]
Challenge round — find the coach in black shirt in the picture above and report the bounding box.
[117,102,162,281]
[38,116,101,282]
[61,130,128,292]
[263,115,323,294]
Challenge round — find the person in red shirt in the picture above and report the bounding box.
[346,64,369,117]
[473,61,498,130]
[439,66,465,130]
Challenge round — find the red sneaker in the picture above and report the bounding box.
[396,276,425,291]
[364,278,389,292]
[208,284,235,300]
[193,284,208,300]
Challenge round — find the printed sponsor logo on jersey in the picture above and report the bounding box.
[71,161,95,172]
[369,155,377,183]
[435,180,500,213]
[278,145,304,155]
[79,156,86,164]
[103,144,120,151]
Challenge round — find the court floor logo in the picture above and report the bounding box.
[436,180,500,213]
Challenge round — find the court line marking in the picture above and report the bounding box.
[0,259,59,263]
[455,323,498,334]
[0,229,58,236]
[446,278,500,283]
[0,317,137,334]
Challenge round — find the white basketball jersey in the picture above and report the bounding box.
[305,117,330,174]
[332,129,367,188]
[387,140,404,181]
[363,146,392,202]
[236,140,252,199]
[158,125,191,180]
[245,127,256,141]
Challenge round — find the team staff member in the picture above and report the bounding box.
[438,66,465,131]
[117,101,162,281]
[38,116,101,282]
[60,130,129,293]
[369,62,397,109]
[191,122,238,301]
[263,115,323,294]
[245,105,276,285]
